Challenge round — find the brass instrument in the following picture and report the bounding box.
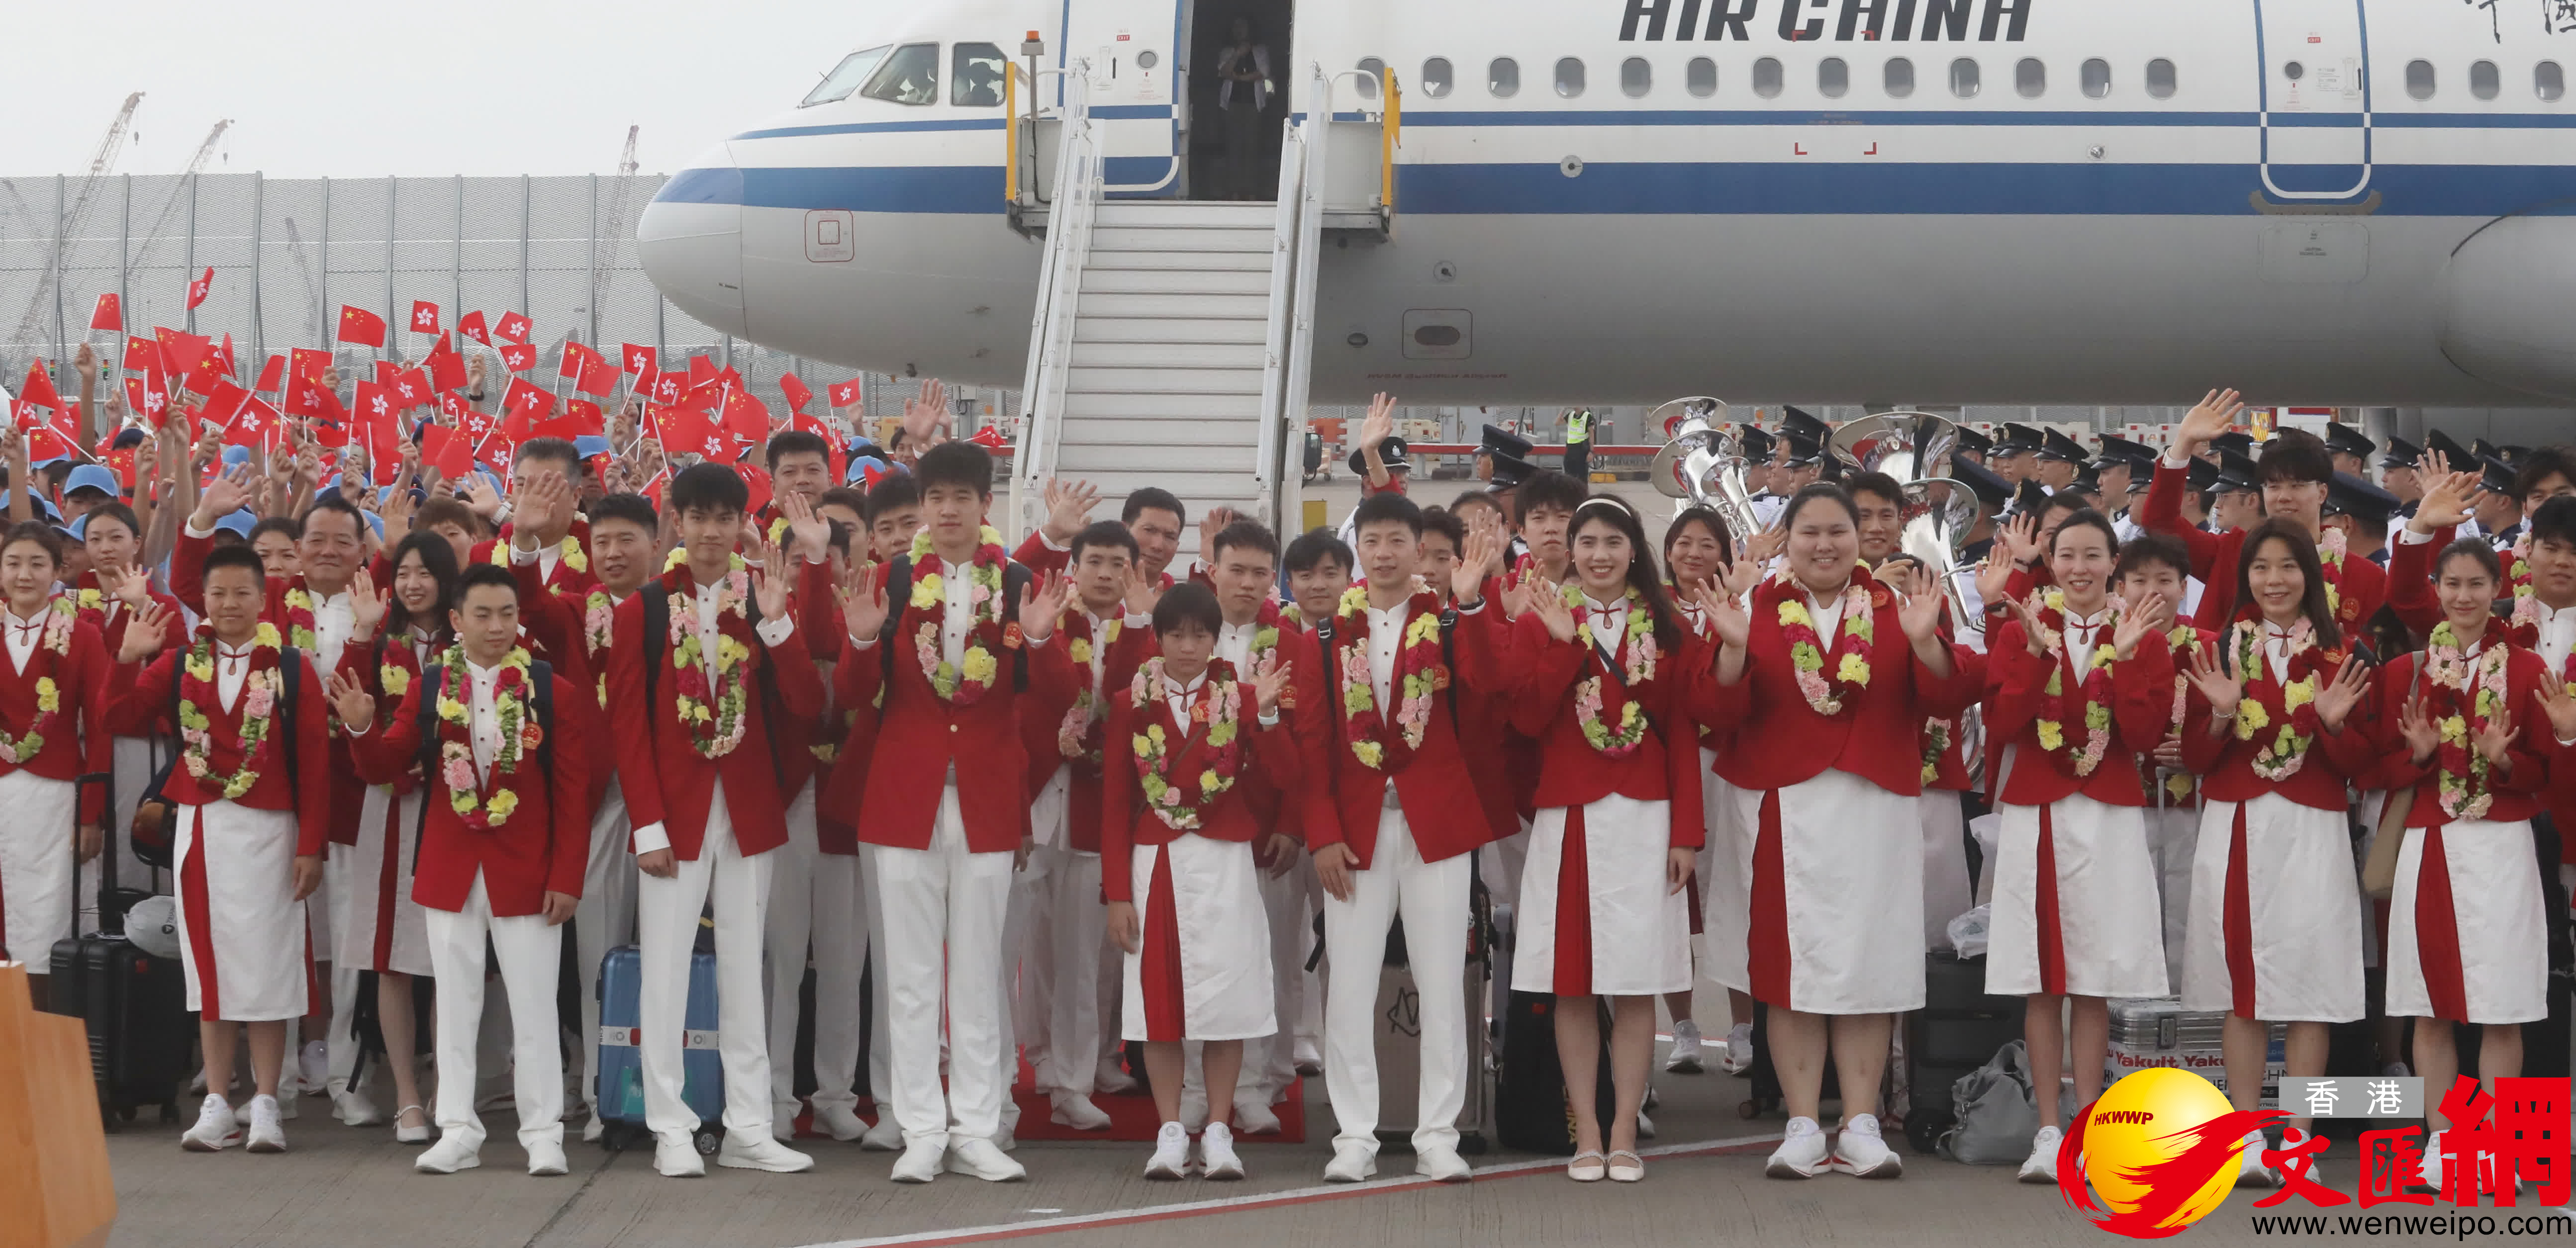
[1646,396,1761,552]
[1830,410,1981,631]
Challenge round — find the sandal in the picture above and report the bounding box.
[394,1105,432,1145]
[1607,1150,1644,1183]
[1568,1150,1607,1182]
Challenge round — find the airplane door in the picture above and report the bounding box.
[2255,0,2371,200]
[1060,0,1185,195]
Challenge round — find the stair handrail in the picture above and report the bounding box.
[1250,115,1307,537]
[1277,65,1342,518]
[1008,63,1101,541]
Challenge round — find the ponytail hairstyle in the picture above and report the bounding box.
[1567,495,1680,646]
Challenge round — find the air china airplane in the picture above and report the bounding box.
[638,0,2576,407]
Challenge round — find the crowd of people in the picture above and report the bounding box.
[1,353,2571,1196]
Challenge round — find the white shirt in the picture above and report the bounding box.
[1580,594,1627,658]
[464,657,507,779]
[1805,584,1850,649]
[2534,599,2576,675]
[2063,608,2110,681]
[936,557,974,667]
[1366,600,1409,710]
[2260,622,2297,685]
[214,640,257,714]
[1161,668,1210,725]
[509,537,564,585]
[1,606,45,675]
[309,588,355,673]
[1216,618,1259,672]
[1082,608,1145,686]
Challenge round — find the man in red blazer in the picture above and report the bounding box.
[1302,493,1508,1184]
[473,438,600,595]
[335,564,592,1177]
[2143,390,2385,637]
[836,441,1072,1184]
[605,463,824,1178]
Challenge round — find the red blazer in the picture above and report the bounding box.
[1707,576,1982,795]
[1506,610,1715,848]
[0,616,115,823]
[347,665,593,916]
[73,582,188,735]
[337,632,436,795]
[2176,627,2366,812]
[1097,682,1303,902]
[605,568,824,860]
[1299,599,1511,870]
[2352,644,2555,828]
[110,645,333,857]
[1984,621,2174,808]
[474,529,599,595]
[1016,608,1157,855]
[2380,530,2462,642]
[2143,460,2386,638]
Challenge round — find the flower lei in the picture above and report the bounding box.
[2425,622,2512,821]
[1773,573,1874,716]
[1057,610,1123,766]
[280,585,320,651]
[907,526,1008,705]
[2024,589,2119,778]
[0,598,78,765]
[1919,718,1952,786]
[2162,625,2201,802]
[177,624,283,800]
[2316,525,2349,624]
[1565,585,1656,757]
[433,643,536,830]
[489,533,589,576]
[1128,657,1244,830]
[1335,583,1448,770]
[666,557,753,759]
[2229,617,2323,781]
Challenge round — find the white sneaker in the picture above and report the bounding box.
[653,1135,705,1178]
[861,1115,905,1152]
[334,1086,382,1127]
[1293,1040,1323,1078]
[1145,1121,1191,1180]
[2416,1131,2442,1190]
[580,1115,605,1144]
[297,1041,328,1094]
[1233,1094,1282,1135]
[1096,1055,1141,1095]
[2237,1129,2278,1188]
[771,1105,800,1142]
[890,1139,943,1183]
[182,1093,242,1152]
[2019,1125,2062,1184]
[813,1103,869,1142]
[1721,1022,1756,1075]
[944,1137,1026,1182]
[416,1133,482,1174]
[1766,1116,1830,1179]
[1323,1140,1377,1183]
[719,1132,816,1173]
[1831,1113,1900,1178]
[1416,1145,1473,1183]
[1200,1122,1244,1181]
[245,1094,287,1154]
[1049,1093,1113,1131]
[1665,1022,1706,1074]
[526,1139,570,1177]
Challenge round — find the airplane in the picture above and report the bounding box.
[638,0,2576,411]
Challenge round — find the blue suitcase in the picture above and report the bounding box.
[595,943,724,1154]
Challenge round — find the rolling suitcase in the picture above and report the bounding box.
[1902,950,2025,1153]
[46,773,191,1129]
[2105,996,2286,1107]
[1369,868,1495,1154]
[1741,1001,1842,1121]
[594,943,725,1154]
[1494,991,1618,1155]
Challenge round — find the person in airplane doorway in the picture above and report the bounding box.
[1216,17,1273,201]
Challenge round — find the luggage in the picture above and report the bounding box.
[1938,1038,2039,1164]
[1368,870,1495,1154]
[2104,996,2286,1108]
[1494,990,1617,1155]
[594,943,725,1154]
[1903,950,2026,1153]
[1740,1000,1842,1121]
[47,774,192,1130]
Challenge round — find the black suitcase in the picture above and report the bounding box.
[1494,991,1617,1155]
[1740,1000,1842,1120]
[1902,950,2024,1152]
[47,773,192,1129]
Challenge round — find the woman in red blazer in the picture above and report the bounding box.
[1660,505,1751,1074]
[1699,483,1976,1182]
[1099,583,1301,1182]
[0,523,113,1009]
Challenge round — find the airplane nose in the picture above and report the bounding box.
[2440,214,2576,400]
[639,144,748,339]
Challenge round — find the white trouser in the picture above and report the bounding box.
[1024,845,1107,1097]
[635,783,773,1143]
[856,847,892,1102]
[765,781,864,1117]
[573,778,636,1115]
[994,853,1032,1132]
[318,850,359,1093]
[425,873,566,1151]
[1014,837,1056,1088]
[1250,851,1315,1101]
[1322,806,1472,1156]
[865,782,1013,1148]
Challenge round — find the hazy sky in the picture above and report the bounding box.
[2,0,886,178]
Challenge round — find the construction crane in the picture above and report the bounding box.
[127,119,234,277]
[587,124,640,345]
[11,92,145,353]
[280,216,322,345]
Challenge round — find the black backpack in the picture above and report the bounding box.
[408,657,557,871]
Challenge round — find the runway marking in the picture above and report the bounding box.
[788,1131,1788,1248]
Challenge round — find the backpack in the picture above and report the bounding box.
[410,658,557,873]
[136,645,305,865]
[875,555,1034,694]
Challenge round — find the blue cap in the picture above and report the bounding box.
[363,511,385,540]
[846,455,895,484]
[212,509,256,537]
[221,446,251,468]
[574,435,612,460]
[0,491,61,522]
[63,464,119,499]
[67,513,89,540]
[30,451,69,469]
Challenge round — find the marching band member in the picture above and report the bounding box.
[0,524,113,1010]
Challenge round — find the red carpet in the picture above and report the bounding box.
[789,1058,1308,1144]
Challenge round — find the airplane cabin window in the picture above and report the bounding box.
[1754,57,1784,98]
[1950,58,1981,98]
[1490,57,1520,97]
[1422,57,1454,98]
[1885,57,1915,97]
[1556,57,1587,98]
[2016,58,2045,98]
[951,43,1006,107]
[2082,58,2111,98]
[2542,61,2568,101]
[1819,57,1849,98]
[2146,58,2177,98]
[2471,60,2500,99]
[803,45,891,107]
[1622,57,1652,98]
[861,42,940,106]
[1688,57,1717,97]
[1356,58,1385,100]
[2406,60,2436,100]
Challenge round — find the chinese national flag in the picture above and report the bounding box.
[391,368,431,411]
[289,347,333,385]
[502,377,556,426]
[187,267,214,310]
[419,423,471,478]
[621,343,655,376]
[154,327,212,380]
[215,334,237,379]
[970,424,1008,450]
[200,379,253,431]
[498,341,538,373]
[575,351,617,398]
[562,398,606,437]
[424,335,467,392]
[89,293,121,332]
[253,355,285,393]
[181,349,228,397]
[827,378,863,409]
[224,397,278,448]
[685,355,718,393]
[27,417,74,465]
[739,463,774,517]
[720,387,769,445]
[105,446,138,491]
[458,310,490,346]
[409,300,441,334]
[16,364,62,413]
[336,304,387,348]
[658,405,715,458]
[123,378,148,425]
[374,360,400,387]
[122,335,159,372]
[493,310,532,344]
[779,372,813,415]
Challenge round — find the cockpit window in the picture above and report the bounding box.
[803,45,891,107]
[953,42,1007,106]
[862,42,941,106]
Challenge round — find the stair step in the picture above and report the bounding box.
[1069,341,1267,369]
[1091,201,1278,228]
[1080,268,1273,297]
[1088,226,1274,255]
[1066,365,1265,395]
[1074,317,1268,346]
[1080,248,1274,273]
[1076,291,1269,320]
[1062,391,1262,419]
[1055,444,1259,473]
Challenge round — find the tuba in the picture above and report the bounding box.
[1829,410,1982,631]
[1647,397,1761,553]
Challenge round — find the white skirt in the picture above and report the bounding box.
[175,801,312,1021]
[1515,793,1693,997]
[0,769,80,965]
[2180,795,2364,1023]
[1718,770,1925,1014]
[2385,818,2548,1024]
[330,785,434,978]
[1987,795,2171,999]
[1698,749,1750,989]
[1122,833,1276,1042]
[1921,790,1975,952]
